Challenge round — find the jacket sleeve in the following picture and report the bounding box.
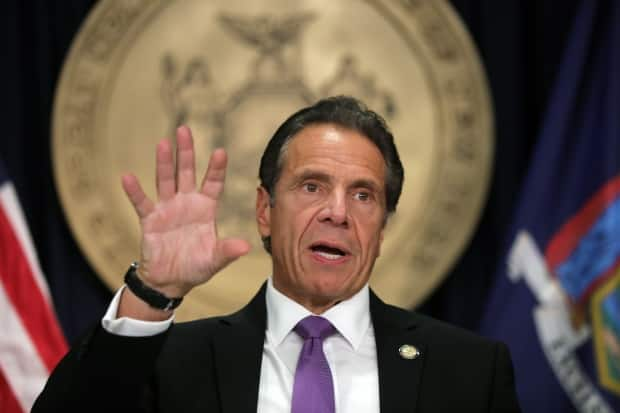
[31,324,168,412]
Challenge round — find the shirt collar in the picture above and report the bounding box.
[265,277,371,351]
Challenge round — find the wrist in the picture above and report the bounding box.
[134,263,191,298]
[117,287,176,321]
[124,262,184,311]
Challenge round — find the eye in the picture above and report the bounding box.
[354,191,371,201]
[303,182,319,192]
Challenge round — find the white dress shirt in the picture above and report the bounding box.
[102,279,380,412]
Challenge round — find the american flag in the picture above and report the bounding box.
[0,160,67,412]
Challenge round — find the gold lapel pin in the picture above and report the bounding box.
[399,344,420,360]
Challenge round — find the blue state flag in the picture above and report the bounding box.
[479,1,620,411]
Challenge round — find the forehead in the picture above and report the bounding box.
[282,123,386,182]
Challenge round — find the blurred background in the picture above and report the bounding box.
[1,0,618,412]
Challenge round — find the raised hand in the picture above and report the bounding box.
[121,126,251,300]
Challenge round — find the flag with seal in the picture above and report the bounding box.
[479,0,620,411]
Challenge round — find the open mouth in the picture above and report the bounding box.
[310,243,349,261]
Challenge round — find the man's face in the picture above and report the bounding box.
[256,123,387,313]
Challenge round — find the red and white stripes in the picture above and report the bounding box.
[0,179,67,412]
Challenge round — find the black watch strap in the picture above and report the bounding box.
[124,262,183,311]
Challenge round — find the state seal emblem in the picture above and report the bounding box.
[52,0,493,320]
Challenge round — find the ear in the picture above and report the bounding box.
[256,186,271,238]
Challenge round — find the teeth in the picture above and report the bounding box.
[315,251,343,260]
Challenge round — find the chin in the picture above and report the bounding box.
[307,279,353,302]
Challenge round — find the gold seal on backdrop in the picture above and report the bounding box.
[53,0,493,320]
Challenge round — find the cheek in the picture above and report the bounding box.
[272,212,306,253]
[350,200,381,216]
[354,215,384,245]
[362,234,384,263]
[294,208,321,235]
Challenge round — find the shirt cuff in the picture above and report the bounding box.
[101,285,174,337]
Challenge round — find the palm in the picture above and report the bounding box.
[142,192,218,285]
[122,126,250,297]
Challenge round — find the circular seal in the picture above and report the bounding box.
[53,0,493,320]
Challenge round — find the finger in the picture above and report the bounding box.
[121,173,155,219]
[176,125,196,193]
[213,238,251,272]
[156,139,176,201]
[200,148,227,200]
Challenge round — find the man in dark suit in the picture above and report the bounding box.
[34,96,520,412]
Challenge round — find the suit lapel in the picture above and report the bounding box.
[213,285,267,413]
[371,291,426,413]
[211,285,428,412]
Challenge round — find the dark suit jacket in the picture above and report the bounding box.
[33,285,520,412]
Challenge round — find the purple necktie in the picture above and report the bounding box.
[291,316,336,413]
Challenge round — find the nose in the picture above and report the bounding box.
[317,189,349,227]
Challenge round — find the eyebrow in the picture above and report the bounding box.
[294,169,331,184]
[293,169,382,193]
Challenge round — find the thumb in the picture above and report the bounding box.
[213,238,251,272]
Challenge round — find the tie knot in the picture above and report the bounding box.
[295,316,335,340]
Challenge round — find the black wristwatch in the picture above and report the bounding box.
[123,262,184,311]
